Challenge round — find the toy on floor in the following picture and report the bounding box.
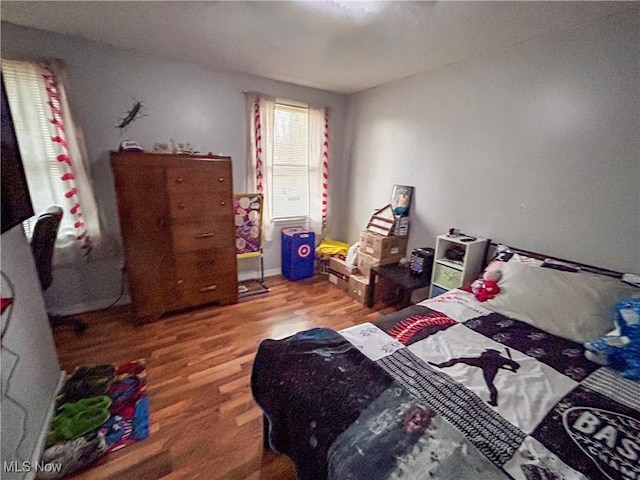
[584,298,640,380]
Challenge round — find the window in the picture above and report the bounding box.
[246,92,328,240]
[2,59,102,263]
[271,103,310,220]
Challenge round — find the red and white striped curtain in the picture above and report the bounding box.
[42,67,92,254]
[309,105,329,235]
[2,59,103,264]
[246,92,276,240]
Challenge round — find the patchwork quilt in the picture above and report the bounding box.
[252,290,640,480]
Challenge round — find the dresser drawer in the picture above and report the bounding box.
[432,263,463,290]
[174,248,236,279]
[172,222,234,252]
[166,165,232,194]
[176,273,238,307]
[169,192,231,222]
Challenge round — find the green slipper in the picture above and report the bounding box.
[57,396,112,416]
[47,405,111,446]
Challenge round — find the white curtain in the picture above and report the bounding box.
[246,92,276,241]
[2,59,107,265]
[246,93,329,241]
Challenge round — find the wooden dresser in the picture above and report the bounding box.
[111,152,238,323]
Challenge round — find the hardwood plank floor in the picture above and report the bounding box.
[54,275,398,480]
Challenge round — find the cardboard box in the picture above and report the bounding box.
[348,274,370,304]
[356,251,401,278]
[329,257,357,278]
[393,216,410,236]
[358,231,408,261]
[328,271,349,292]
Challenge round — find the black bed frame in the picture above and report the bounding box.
[485,242,623,279]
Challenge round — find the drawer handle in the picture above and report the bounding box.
[218,178,224,182]
[200,285,217,293]
[178,202,185,209]
[177,279,184,285]
[194,232,214,239]
[220,201,225,206]
[176,177,184,184]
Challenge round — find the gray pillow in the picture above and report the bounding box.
[484,262,639,342]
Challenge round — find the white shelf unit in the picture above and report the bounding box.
[429,235,488,298]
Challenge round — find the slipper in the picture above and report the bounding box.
[58,365,115,404]
[47,403,111,446]
[57,396,112,416]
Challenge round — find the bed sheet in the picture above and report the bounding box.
[252,289,640,480]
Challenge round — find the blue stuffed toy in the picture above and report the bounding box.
[584,298,640,380]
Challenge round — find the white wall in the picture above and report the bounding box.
[342,10,640,273]
[1,225,63,480]
[1,22,349,314]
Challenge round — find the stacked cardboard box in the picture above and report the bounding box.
[393,216,410,236]
[356,231,408,278]
[327,257,357,293]
[325,232,408,306]
[326,257,374,303]
[343,231,407,304]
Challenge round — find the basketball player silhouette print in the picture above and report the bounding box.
[429,348,520,407]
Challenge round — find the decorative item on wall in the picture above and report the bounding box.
[118,140,143,152]
[391,185,413,217]
[116,99,145,131]
[234,193,269,298]
[152,140,201,155]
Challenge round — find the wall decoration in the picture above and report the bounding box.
[391,185,413,217]
[234,193,263,257]
[116,99,145,131]
[234,193,269,297]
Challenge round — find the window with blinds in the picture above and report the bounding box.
[2,60,73,238]
[271,103,310,220]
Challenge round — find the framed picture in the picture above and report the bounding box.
[391,185,413,217]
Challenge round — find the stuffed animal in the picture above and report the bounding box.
[471,267,502,302]
[584,298,640,380]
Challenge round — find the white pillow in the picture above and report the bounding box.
[484,262,639,342]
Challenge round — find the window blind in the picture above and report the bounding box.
[2,60,71,237]
[271,103,310,219]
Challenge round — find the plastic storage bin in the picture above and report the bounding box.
[281,227,315,281]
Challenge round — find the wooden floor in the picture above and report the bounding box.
[54,275,398,480]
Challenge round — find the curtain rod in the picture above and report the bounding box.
[243,90,329,111]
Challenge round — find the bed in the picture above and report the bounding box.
[251,245,640,480]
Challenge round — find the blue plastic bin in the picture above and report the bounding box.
[281,227,315,281]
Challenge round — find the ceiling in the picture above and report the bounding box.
[1,1,636,94]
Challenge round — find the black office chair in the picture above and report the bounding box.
[31,206,87,334]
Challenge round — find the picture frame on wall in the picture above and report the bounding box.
[391,185,413,217]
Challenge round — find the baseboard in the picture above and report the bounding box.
[238,268,281,282]
[49,295,131,317]
[50,270,283,315]
[25,370,66,480]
